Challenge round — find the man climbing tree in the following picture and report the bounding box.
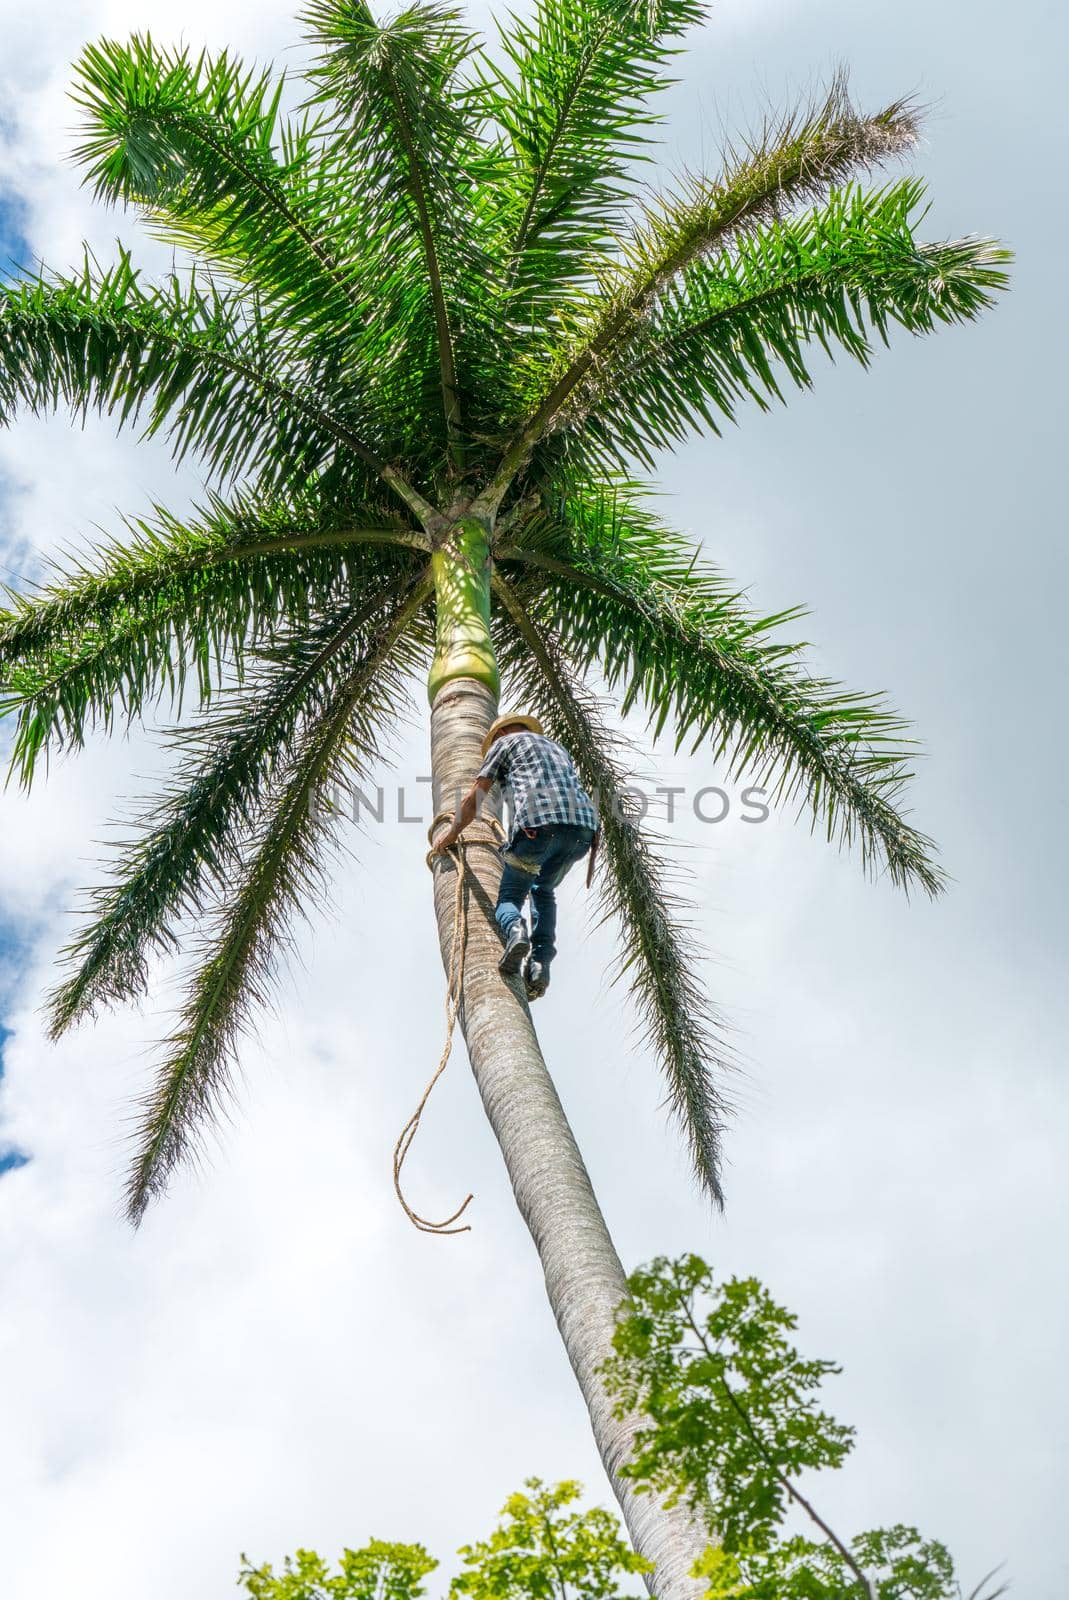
[432,713,598,999]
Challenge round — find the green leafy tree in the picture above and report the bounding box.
[452,1479,650,1600]
[239,1265,1008,1600]
[239,1485,645,1600]
[0,2,1007,1585]
[239,1539,437,1600]
[602,1256,1007,1600]
[697,1530,1006,1600]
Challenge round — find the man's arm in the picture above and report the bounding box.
[432,776,492,854]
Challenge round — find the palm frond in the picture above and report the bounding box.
[123,574,429,1223]
[303,0,492,469]
[484,166,1006,497]
[46,564,428,1036]
[605,72,921,306]
[72,36,369,343]
[493,570,729,1205]
[0,489,423,786]
[0,253,401,493]
[489,0,703,313]
[70,36,426,462]
[498,479,945,895]
[567,182,1011,469]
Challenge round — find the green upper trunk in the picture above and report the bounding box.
[427,516,500,702]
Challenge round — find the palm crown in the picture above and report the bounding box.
[0,0,1007,1223]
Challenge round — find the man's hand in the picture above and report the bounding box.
[431,777,490,857]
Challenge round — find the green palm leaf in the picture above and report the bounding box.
[499,479,943,894]
[484,177,1005,495]
[124,574,429,1223]
[488,0,703,313]
[0,490,424,785]
[573,182,1010,469]
[0,255,396,491]
[303,0,493,468]
[46,564,428,1036]
[72,36,368,338]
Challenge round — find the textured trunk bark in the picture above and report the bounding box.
[428,675,707,1600]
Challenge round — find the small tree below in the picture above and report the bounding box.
[452,1479,650,1600]
[237,1485,647,1600]
[238,1256,1006,1600]
[240,1539,437,1600]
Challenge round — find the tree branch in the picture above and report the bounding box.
[680,1296,876,1600]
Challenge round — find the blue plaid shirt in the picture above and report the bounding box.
[477,732,597,845]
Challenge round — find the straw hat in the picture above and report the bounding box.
[480,712,545,758]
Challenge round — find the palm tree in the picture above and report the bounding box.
[0,1,1006,1591]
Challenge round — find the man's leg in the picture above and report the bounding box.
[529,876,559,967]
[495,847,546,974]
[527,829,595,998]
[494,858,531,945]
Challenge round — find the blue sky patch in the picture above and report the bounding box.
[0,932,32,1176]
[0,187,42,616]
[0,190,35,1174]
[0,191,30,280]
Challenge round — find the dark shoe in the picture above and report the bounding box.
[498,921,531,975]
[525,959,550,1001]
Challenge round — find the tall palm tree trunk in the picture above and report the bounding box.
[428,674,707,1600]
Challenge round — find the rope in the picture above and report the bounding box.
[391,808,506,1236]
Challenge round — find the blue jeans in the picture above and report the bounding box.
[495,824,596,965]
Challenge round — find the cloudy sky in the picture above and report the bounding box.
[1,1,1065,1596]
